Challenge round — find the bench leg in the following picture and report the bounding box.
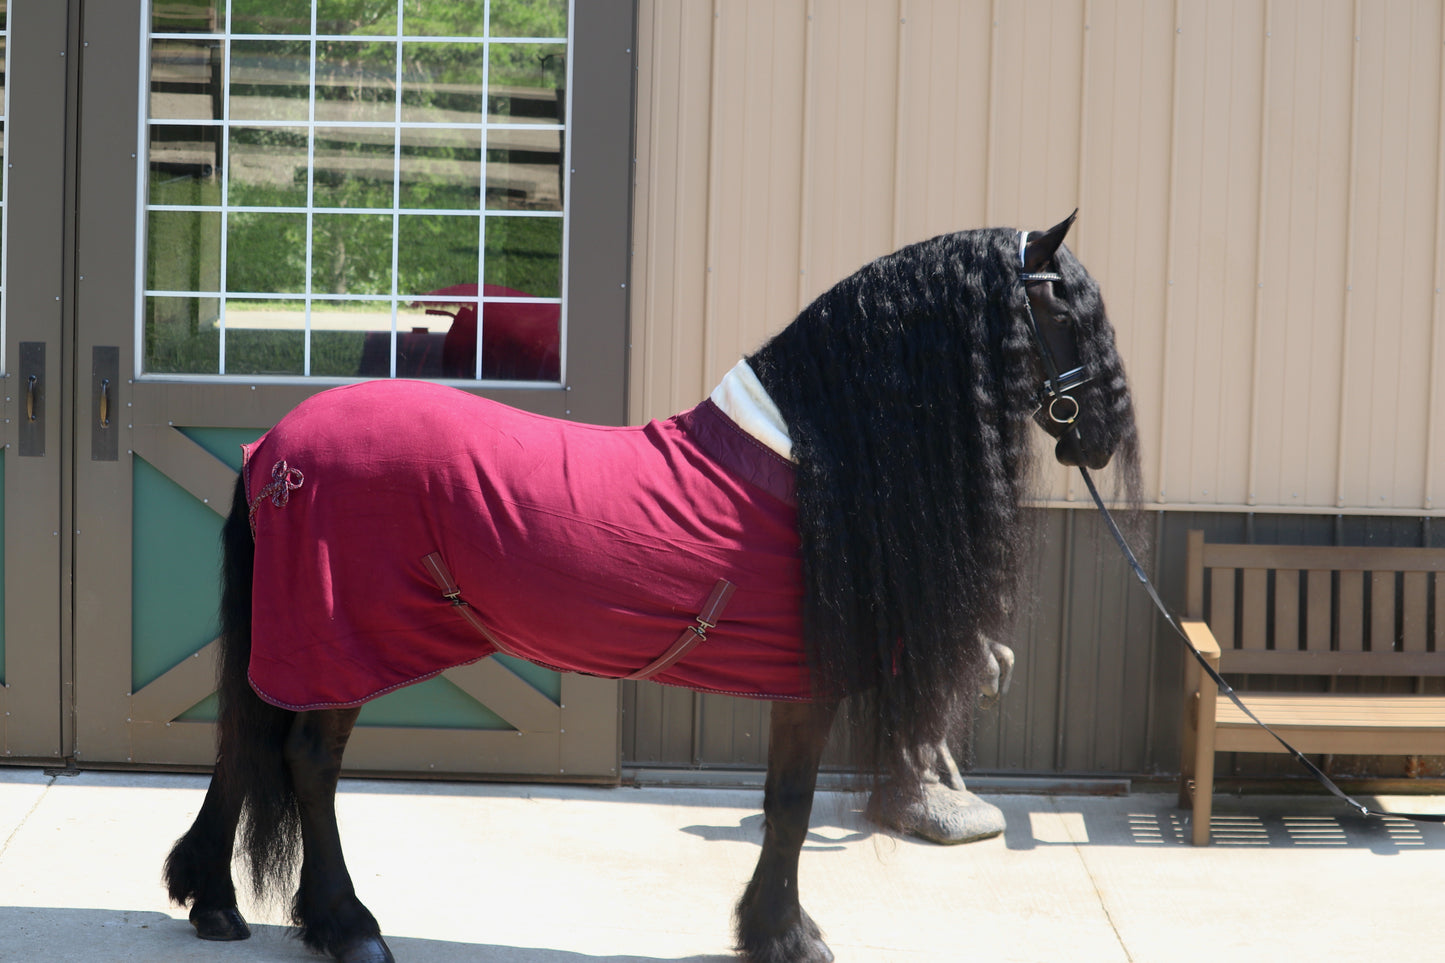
[1179,692,1198,809]
[1190,694,1217,846]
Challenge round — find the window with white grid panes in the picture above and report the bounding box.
[140,1,568,381]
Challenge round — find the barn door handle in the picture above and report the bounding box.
[19,342,44,456]
[92,346,120,462]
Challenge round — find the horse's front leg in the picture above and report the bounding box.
[284,707,394,963]
[735,699,839,963]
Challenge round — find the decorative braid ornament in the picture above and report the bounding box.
[248,460,305,528]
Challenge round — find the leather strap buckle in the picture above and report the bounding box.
[625,579,737,681]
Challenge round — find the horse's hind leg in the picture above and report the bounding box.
[164,765,250,940]
[735,699,839,963]
[285,707,394,963]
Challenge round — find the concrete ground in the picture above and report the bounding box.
[1,769,1441,962]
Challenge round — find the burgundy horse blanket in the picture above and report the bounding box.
[243,377,810,709]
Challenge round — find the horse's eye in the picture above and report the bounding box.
[1053,313,1074,327]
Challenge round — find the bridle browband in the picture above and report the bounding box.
[1017,231,1092,427]
[1014,231,1445,828]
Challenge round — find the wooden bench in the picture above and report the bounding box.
[1178,530,1445,845]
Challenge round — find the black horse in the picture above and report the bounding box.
[164,214,1140,963]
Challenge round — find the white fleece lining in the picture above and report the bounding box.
[709,360,795,462]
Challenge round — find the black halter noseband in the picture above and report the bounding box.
[1017,231,1092,428]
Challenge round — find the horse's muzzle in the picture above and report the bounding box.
[1054,432,1112,471]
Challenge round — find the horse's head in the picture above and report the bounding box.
[1018,213,1136,473]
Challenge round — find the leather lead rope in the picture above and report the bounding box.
[1076,465,1445,826]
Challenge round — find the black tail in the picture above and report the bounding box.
[165,476,303,905]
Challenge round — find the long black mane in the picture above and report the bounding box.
[747,227,1141,777]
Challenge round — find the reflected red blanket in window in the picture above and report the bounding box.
[243,380,809,709]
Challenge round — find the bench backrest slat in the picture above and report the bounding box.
[1306,569,1332,652]
[1242,568,1268,649]
[1404,572,1428,652]
[1186,531,1445,677]
[1210,567,1235,649]
[1275,568,1300,655]
[1201,542,1445,572]
[1338,570,1364,653]
[1437,572,1445,653]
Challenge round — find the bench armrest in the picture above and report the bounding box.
[1179,619,1221,665]
[1179,619,1222,700]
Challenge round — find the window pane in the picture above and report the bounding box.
[152,2,218,34]
[394,299,464,378]
[148,210,221,291]
[149,125,222,206]
[231,0,310,35]
[142,3,570,382]
[228,126,309,207]
[490,0,568,39]
[225,299,306,376]
[401,43,486,124]
[226,212,307,293]
[315,300,394,377]
[484,216,560,297]
[317,0,397,37]
[313,126,396,208]
[311,213,393,295]
[145,297,220,374]
[399,128,481,209]
[150,39,223,121]
[230,39,311,122]
[488,43,564,125]
[316,40,397,123]
[402,1,487,39]
[397,214,479,296]
[479,298,560,381]
[486,129,562,211]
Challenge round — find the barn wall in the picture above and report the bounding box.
[623,1,1445,776]
[628,0,1445,516]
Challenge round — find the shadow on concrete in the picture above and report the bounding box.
[678,810,871,851]
[999,796,1445,855]
[0,907,733,963]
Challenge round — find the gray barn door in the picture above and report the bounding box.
[0,4,71,763]
[64,0,634,780]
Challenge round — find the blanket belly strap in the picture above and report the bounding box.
[421,552,521,658]
[625,579,737,681]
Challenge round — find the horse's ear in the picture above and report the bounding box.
[1022,210,1079,272]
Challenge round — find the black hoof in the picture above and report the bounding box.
[741,935,833,963]
[189,905,251,941]
[337,935,395,963]
[738,910,833,963]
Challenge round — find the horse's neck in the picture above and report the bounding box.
[709,361,795,462]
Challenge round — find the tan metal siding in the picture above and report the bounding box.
[631,0,1445,517]
[1343,1,1441,511]
[1253,0,1355,510]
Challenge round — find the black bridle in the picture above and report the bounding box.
[1016,239,1445,828]
[1017,232,1092,433]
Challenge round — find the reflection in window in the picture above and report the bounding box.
[140,1,568,382]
